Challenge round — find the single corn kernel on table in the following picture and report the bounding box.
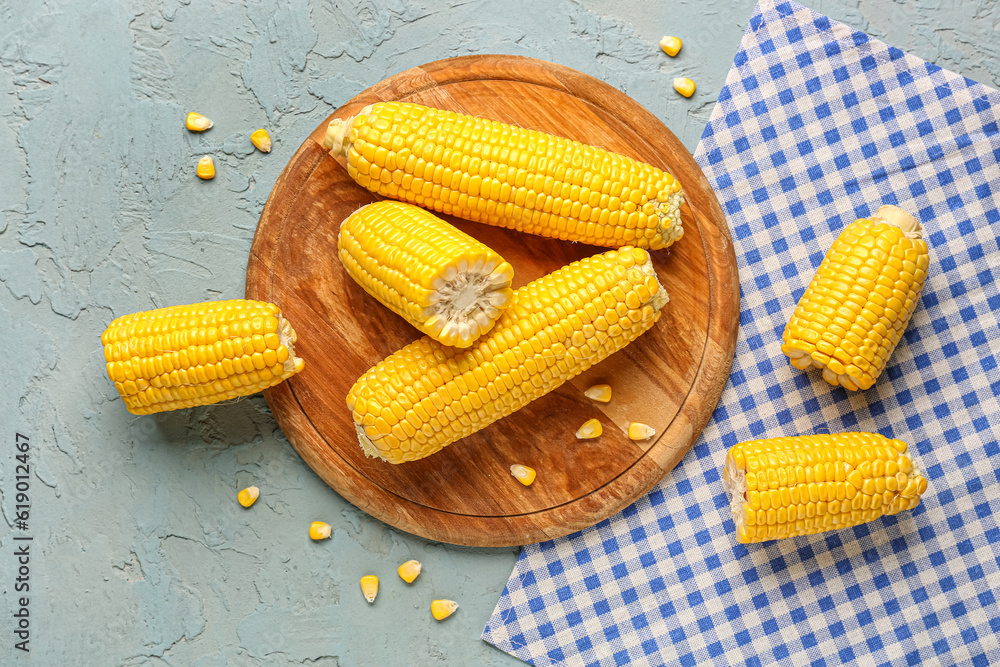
[3,1,996,665]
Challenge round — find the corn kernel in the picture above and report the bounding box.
[659,36,682,57]
[360,575,379,603]
[186,112,213,132]
[309,521,332,540]
[237,486,259,508]
[251,128,272,153]
[673,77,696,98]
[584,383,613,403]
[576,418,603,439]
[510,464,536,486]
[628,422,656,440]
[398,559,422,583]
[197,155,215,180]
[431,599,459,620]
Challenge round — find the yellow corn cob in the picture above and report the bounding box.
[782,205,929,391]
[339,201,514,347]
[101,299,305,415]
[346,247,668,463]
[722,432,928,544]
[323,102,684,250]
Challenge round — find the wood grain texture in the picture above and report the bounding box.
[246,55,739,547]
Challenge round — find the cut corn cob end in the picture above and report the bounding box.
[398,559,422,583]
[101,299,305,415]
[722,433,928,544]
[576,418,603,439]
[339,201,514,348]
[431,599,459,620]
[324,102,685,250]
[510,464,536,486]
[673,78,696,98]
[309,521,332,541]
[237,486,259,508]
[197,156,215,180]
[251,128,272,153]
[659,36,682,57]
[628,422,656,440]
[584,384,612,403]
[360,575,379,603]
[782,205,928,391]
[186,112,213,132]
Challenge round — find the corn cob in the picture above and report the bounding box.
[346,247,668,463]
[431,599,459,620]
[339,200,514,347]
[360,575,379,603]
[782,205,929,391]
[323,102,684,250]
[723,433,927,544]
[101,299,304,415]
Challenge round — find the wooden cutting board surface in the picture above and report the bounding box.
[246,55,739,547]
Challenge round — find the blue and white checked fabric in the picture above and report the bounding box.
[483,1,1000,665]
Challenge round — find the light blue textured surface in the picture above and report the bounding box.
[0,0,998,664]
[484,1,1000,666]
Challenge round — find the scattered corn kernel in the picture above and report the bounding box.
[251,128,272,153]
[576,418,603,439]
[398,559,422,583]
[360,575,379,603]
[197,155,215,180]
[659,36,682,57]
[186,112,213,132]
[309,521,332,540]
[431,599,459,620]
[628,422,656,440]
[510,464,536,486]
[584,384,612,403]
[673,77,696,98]
[237,486,259,508]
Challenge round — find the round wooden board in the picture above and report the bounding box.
[246,55,739,547]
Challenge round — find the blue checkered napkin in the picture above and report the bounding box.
[483,1,1000,665]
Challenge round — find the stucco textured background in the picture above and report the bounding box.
[1,0,997,664]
